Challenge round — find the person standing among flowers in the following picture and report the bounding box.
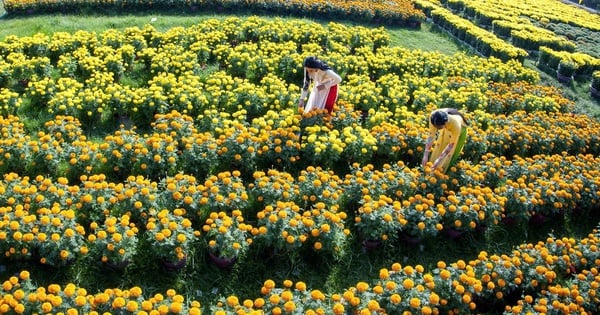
[298,56,342,116]
[421,108,469,173]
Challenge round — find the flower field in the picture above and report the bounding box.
[0,5,600,315]
[414,0,600,91]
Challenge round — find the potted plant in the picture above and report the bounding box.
[556,59,578,83]
[202,210,252,269]
[145,208,198,271]
[35,208,87,267]
[355,197,402,249]
[254,200,310,254]
[88,215,139,269]
[397,194,443,243]
[441,186,501,238]
[591,70,600,98]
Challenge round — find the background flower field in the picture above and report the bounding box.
[1,1,600,314]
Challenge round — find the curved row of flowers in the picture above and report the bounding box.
[1,102,599,183]
[210,231,600,314]
[1,0,426,26]
[1,145,599,267]
[415,0,600,85]
[1,16,551,130]
[2,228,599,314]
[0,270,203,314]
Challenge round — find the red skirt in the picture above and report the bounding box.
[324,85,338,114]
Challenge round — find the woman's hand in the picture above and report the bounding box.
[316,84,325,91]
[421,155,429,168]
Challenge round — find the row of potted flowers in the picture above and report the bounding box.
[1,17,548,129]
[1,101,598,183]
[210,229,600,314]
[1,0,426,26]
[4,221,597,314]
[416,0,600,88]
[1,150,599,267]
[0,270,203,314]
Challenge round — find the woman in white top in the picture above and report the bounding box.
[298,56,342,115]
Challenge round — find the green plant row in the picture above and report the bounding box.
[0,0,426,26]
[415,0,600,90]
[2,222,600,314]
[537,46,600,78]
[0,17,548,128]
[415,1,528,62]
[2,100,600,185]
[2,117,600,265]
[211,232,600,314]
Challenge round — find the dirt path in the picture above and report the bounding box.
[559,0,598,14]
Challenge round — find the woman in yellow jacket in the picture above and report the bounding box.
[421,108,469,173]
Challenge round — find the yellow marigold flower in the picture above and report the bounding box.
[226,296,239,307]
[356,282,369,292]
[283,301,295,312]
[41,302,53,313]
[333,303,345,315]
[112,297,126,309]
[310,290,325,300]
[74,295,87,307]
[409,297,421,308]
[254,298,265,308]
[367,300,379,311]
[263,279,276,290]
[169,302,183,313]
[390,293,401,304]
[402,279,414,290]
[295,281,307,292]
[19,271,30,281]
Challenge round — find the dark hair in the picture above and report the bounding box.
[430,110,448,126]
[446,108,469,126]
[303,56,331,71]
[430,108,469,126]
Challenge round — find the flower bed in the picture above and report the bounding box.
[1,15,600,314]
[1,0,426,26]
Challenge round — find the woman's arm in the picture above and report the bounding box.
[299,70,311,107]
[421,124,438,167]
[431,142,455,169]
[319,70,342,89]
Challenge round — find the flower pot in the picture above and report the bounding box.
[556,71,573,84]
[162,255,187,271]
[362,239,382,251]
[398,232,423,247]
[103,259,130,270]
[528,212,548,226]
[501,216,518,227]
[591,85,600,99]
[444,228,465,240]
[208,251,237,270]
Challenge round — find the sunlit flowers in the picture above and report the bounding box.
[203,210,252,260]
[88,214,139,268]
[145,208,198,264]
